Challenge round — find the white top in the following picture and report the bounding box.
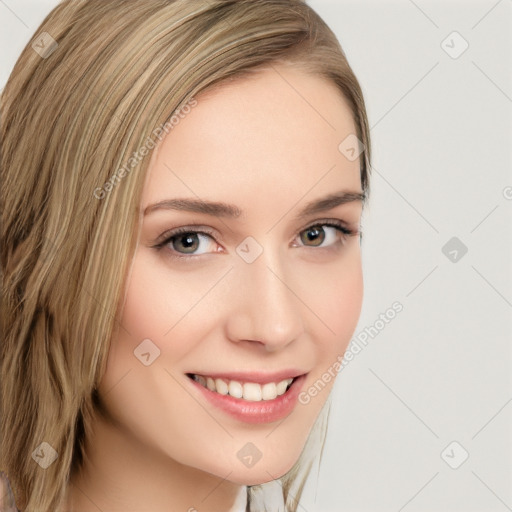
[245,480,287,511]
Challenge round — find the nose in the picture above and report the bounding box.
[224,248,305,352]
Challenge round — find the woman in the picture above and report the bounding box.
[0,0,372,510]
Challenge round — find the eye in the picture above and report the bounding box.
[294,220,356,249]
[155,227,219,259]
[153,220,358,261]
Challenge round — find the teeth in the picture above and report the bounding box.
[192,374,294,401]
[215,378,229,395]
[243,382,262,401]
[194,375,207,387]
[206,377,215,391]
[276,379,288,395]
[228,380,243,398]
[261,382,277,400]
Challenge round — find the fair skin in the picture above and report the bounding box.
[64,63,364,512]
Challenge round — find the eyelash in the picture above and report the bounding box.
[153,219,359,261]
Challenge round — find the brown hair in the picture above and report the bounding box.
[0,1,371,510]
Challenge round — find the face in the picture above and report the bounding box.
[98,64,364,485]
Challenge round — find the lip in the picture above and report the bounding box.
[186,372,308,424]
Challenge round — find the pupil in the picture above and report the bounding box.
[177,233,198,252]
[303,226,324,246]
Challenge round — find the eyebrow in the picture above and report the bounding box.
[143,190,365,219]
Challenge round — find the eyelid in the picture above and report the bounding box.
[153,224,220,248]
[301,217,355,233]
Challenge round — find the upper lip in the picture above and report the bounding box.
[187,369,307,384]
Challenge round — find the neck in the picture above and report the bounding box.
[62,411,246,512]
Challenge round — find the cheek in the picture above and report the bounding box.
[97,250,196,402]
[120,251,186,345]
[112,250,217,363]
[333,261,363,347]
[292,251,362,419]
[309,249,364,358]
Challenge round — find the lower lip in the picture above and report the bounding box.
[187,374,307,424]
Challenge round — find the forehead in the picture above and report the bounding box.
[142,65,361,213]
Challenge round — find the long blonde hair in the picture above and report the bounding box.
[0,1,371,510]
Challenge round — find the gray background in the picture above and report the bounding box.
[1,1,511,511]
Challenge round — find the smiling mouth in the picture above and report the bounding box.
[186,373,296,401]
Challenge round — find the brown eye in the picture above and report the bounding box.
[300,225,325,247]
[171,233,201,254]
[295,221,354,250]
[155,228,218,258]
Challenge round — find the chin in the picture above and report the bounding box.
[225,454,301,486]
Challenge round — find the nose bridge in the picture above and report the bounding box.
[228,245,304,349]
